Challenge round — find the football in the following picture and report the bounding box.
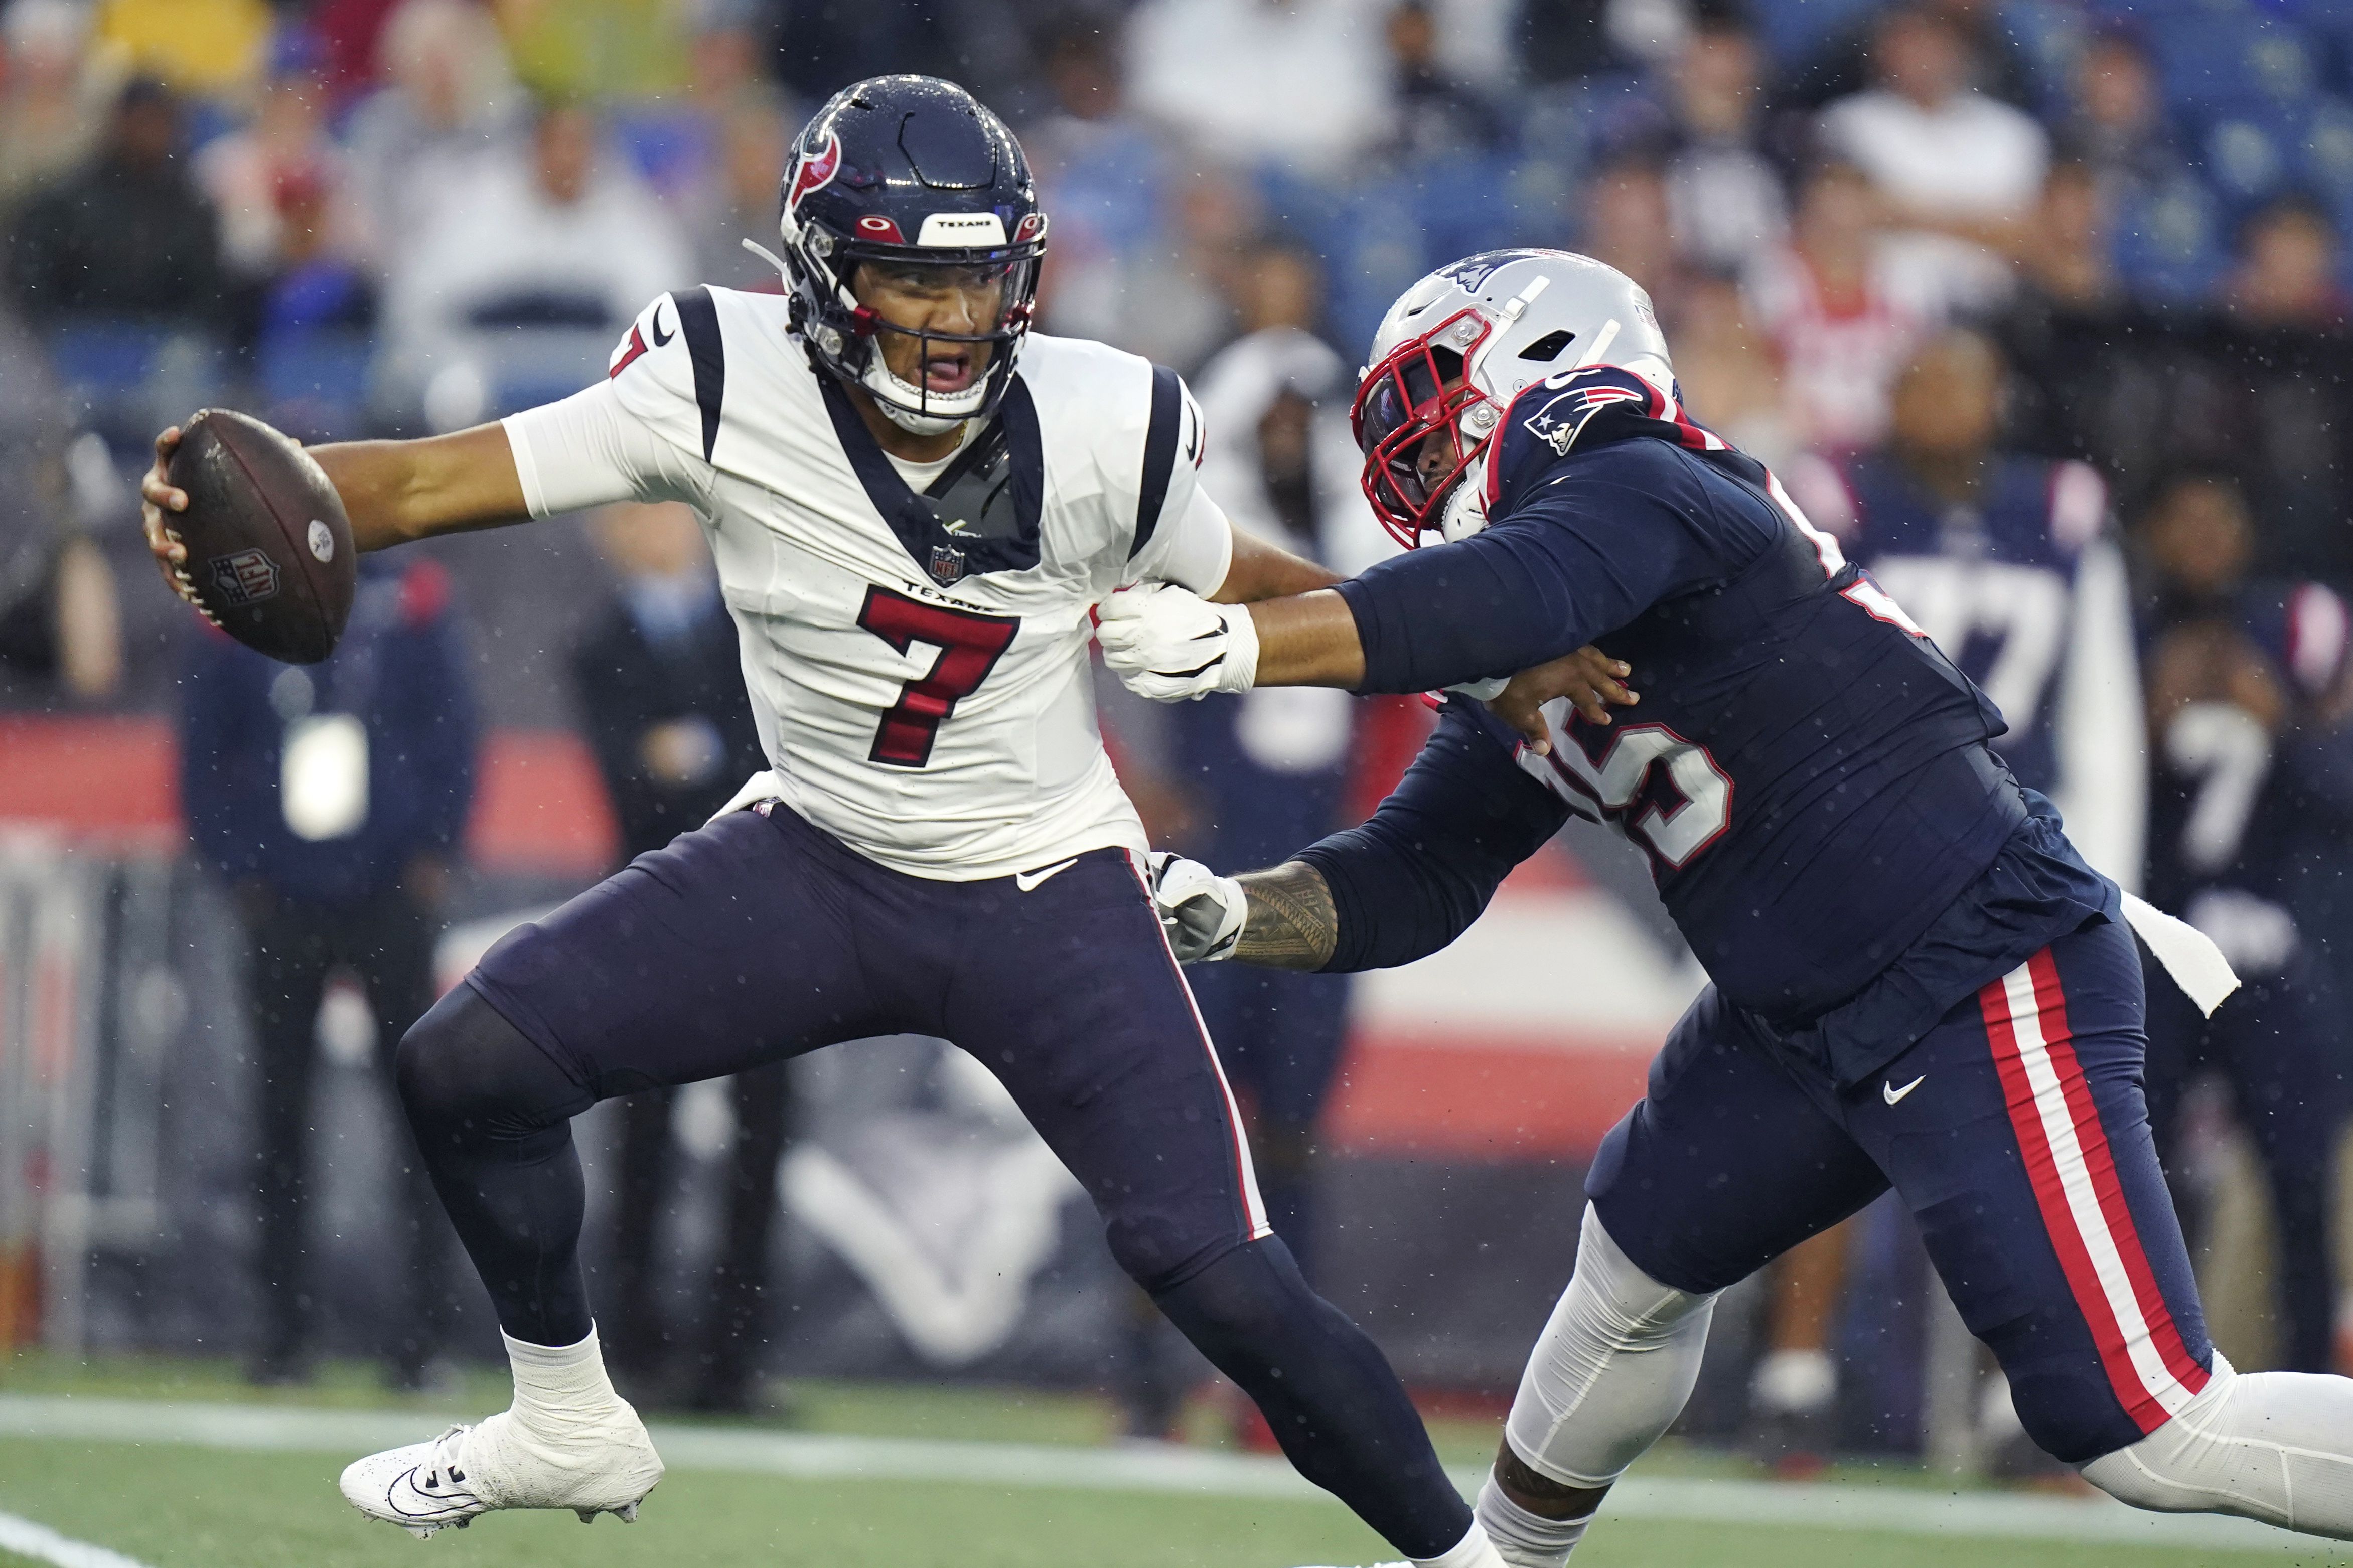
[164,408,356,665]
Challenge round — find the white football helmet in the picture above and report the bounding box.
[1350,249,1674,547]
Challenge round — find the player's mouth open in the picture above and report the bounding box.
[923,352,975,392]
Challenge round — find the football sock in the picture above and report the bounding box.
[1412,1517,1508,1568]
[503,1324,627,1434]
[1150,1236,1472,1559]
[397,984,598,1347]
[1506,1205,1716,1489]
[1475,1472,1592,1568]
[2080,1352,2353,1538]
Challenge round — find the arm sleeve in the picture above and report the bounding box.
[1128,486,1234,595]
[502,376,712,517]
[501,293,719,517]
[1118,363,1218,583]
[1292,702,1571,972]
[1333,464,1733,694]
[2050,538,2146,890]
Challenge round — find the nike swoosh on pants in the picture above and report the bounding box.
[1014,858,1079,893]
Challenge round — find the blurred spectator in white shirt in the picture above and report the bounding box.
[1744,160,1942,457]
[379,98,690,428]
[342,0,522,270]
[1817,4,2046,313]
[197,33,364,291]
[1660,11,1787,275]
[0,0,125,211]
[1125,0,1394,177]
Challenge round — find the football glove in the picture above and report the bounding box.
[1098,582,1259,702]
[1146,851,1246,963]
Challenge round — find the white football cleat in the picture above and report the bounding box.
[339,1403,665,1539]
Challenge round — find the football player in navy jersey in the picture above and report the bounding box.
[2136,470,2353,1375]
[1105,249,2353,1566]
[1749,328,2147,1464]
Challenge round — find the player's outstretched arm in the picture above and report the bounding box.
[142,422,531,581]
[1209,524,1343,605]
[1149,704,1572,973]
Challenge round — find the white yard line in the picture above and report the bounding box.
[0,1394,2341,1559]
[0,1509,156,1568]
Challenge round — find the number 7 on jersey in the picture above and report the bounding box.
[857,586,1020,767]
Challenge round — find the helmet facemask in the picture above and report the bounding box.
[783,211,1044,435]
[1349,307,1499,549]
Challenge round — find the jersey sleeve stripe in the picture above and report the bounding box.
[1130,363,1183,560]
[674,285,727,461]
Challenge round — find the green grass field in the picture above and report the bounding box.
[0,1354,2345,1568]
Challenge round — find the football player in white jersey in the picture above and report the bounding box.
[141,76,1626,1567]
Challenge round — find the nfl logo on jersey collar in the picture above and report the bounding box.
[929,544,967,587]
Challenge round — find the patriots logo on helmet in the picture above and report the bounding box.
[787,130,842,214]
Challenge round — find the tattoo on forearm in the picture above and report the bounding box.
[1235,862,1338,971]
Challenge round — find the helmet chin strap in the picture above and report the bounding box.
[1438,472,1489,543]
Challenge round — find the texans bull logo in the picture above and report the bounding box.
[787,130,842,214]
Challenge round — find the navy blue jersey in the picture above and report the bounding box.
[2144,583,2353,928]
[1814,453,2107,795]
[1327,368,2057,1024]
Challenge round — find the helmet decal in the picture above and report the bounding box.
[854,214,907,242]
[1013,212,1048,244]
[786,130,842,216]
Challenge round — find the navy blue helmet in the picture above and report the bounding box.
[776,75,1048,433]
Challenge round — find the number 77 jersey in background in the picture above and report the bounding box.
[509,285,1227,882]
[1784,450,2147,888]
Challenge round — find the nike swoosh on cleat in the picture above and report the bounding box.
[1014,857,1080,892]
[384,1466,477,1521]
[1883,1074,1926,1106]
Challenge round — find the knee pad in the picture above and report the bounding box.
[1504,1204,1717,1489]
[396,983,590,1141]
[2080,1353,2353,1539]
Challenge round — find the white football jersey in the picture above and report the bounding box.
[503,286,1230,880]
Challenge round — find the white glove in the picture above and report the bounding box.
[1098,582,1259,702]
[1146,851,1246,963]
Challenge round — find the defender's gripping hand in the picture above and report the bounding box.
[1099,582,1259,701]
[1146,851,1247,963]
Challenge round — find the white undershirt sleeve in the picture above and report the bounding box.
[1128,487,1235,597]
[500,378,712,518]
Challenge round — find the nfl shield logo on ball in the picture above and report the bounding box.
[928,544,966,588]
[207,548,281,606]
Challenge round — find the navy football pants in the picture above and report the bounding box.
[1590,918,2216,1463]
[2145,949,2348,1373]
[432,802,1469,1555]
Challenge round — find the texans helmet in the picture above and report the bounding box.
[1351,249,1672,547]
[775,75,1048,434]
